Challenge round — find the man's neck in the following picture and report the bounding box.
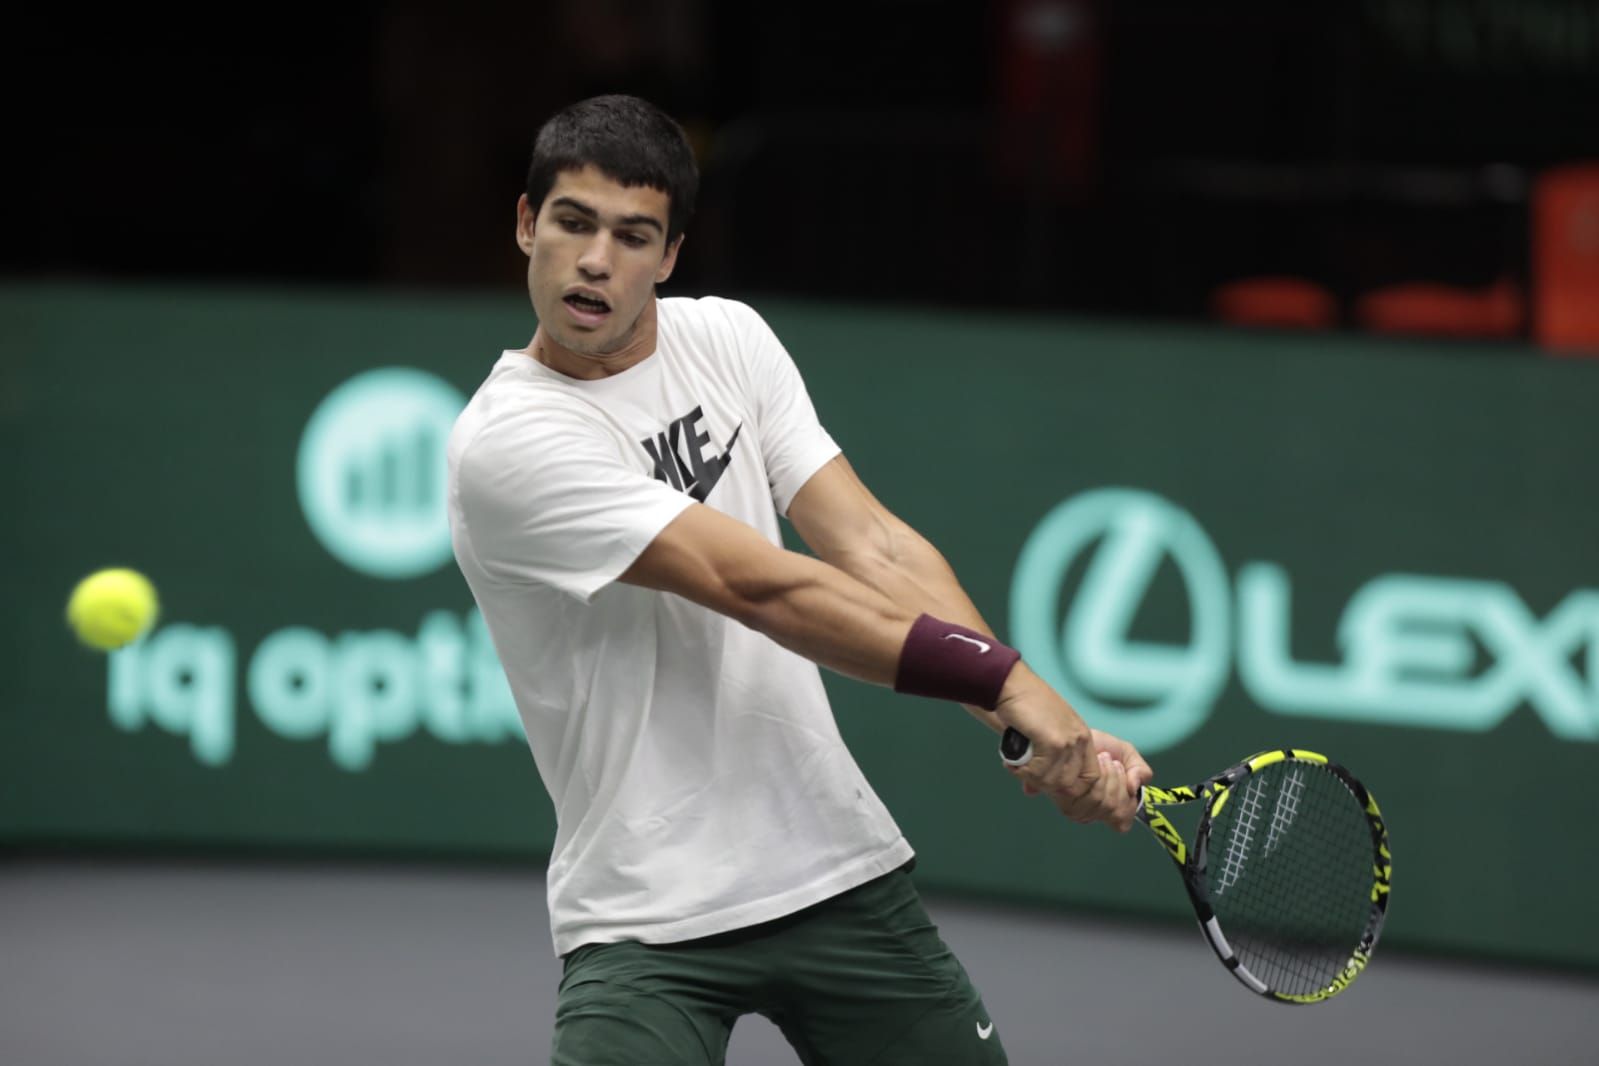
[526,301,658,380]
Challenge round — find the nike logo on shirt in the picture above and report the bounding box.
[640,405,742,503]
[976,1021,994,1040]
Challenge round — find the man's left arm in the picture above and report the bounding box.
[786,455,1152,789]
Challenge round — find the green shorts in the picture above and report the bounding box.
[551,864,1007,1065]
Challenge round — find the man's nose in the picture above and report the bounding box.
[577,235,612,279]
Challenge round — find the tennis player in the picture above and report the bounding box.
[447,94,1151,1066]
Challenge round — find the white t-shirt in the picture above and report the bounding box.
[447,295,913,955]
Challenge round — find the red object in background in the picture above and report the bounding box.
[1211,276,1338,330]
[1532,163,1599,357]
[1355,279,1523,339]
[992,0,1101,193]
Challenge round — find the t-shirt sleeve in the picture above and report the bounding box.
[453,404,693,603]
[729,301,842,516]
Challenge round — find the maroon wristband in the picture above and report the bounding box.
[893,614,1021,710]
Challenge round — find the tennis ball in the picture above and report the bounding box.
[66,568,160,651]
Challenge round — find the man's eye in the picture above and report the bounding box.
[618,233,648,248]
[559,217,588,232]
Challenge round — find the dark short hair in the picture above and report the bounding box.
[525,95,698,245]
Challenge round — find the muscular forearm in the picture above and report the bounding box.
[623,501,942,688]
[621,500,1006,707]
[824,531,1007,732]
[842,536,991,633]
[737,552,922,686]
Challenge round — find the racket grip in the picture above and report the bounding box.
[999,727,1033,768]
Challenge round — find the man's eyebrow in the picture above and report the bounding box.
[550,196,665,234]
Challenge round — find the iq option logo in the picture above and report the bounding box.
[1010,488,1599,753]
[108,610,524,772]
[298,367,466,579]
[108,367,529,773]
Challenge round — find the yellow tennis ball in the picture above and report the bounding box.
[66,568,160,651]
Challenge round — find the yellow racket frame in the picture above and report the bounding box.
[1137,748,1392,1004]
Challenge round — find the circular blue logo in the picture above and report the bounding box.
[297,368,466,580]
[1010,488,1232,752]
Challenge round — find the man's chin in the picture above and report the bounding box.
[543,323,618,357]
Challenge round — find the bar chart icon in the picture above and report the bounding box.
[343,423,438,516]
[298,368,466,579]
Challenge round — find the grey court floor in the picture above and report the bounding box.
[2,858,1594,1066]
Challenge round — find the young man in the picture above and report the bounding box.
[447,94,1152,1065]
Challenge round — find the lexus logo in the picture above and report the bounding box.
[1010,488,1231,752]
[1010,487,1599,752]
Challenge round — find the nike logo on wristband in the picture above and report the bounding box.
[944,633,992,654]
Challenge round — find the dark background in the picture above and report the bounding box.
[13,1,1599,326]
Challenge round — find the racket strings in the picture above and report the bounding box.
[1262,767,1305,857]
[1212,775,1265,898]
[1203,762,1376,998]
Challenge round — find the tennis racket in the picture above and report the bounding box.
[1000,731,1391,1004]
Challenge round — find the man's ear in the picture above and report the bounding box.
[656,234,685,284]
[515,194,537,255]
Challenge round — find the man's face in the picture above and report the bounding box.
[517,165,681,362]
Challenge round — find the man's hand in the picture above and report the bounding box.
[1050,731,1154,830]
[992,666,1141,832]
[1091,729,1154,795]
[1019,732,1152,790]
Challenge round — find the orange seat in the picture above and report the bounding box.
[1211,277,1337,330]
[1532,162,1599,356]
[1355,278,1523,338]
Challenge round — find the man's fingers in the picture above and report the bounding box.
[1109,760,1136,831]
[1010,729,1127,821]
[1125,750,1154,794]
[1056,734,1096,793]
[1049,791,1094,823]
[1112,739,1152,795]
[1091,756,1135,832]
[1070,753,1116,826]
[1090,730,1153,796]
[1033,739,1096,799]
[1034,753,1142,831]
[1100,756,1128,832]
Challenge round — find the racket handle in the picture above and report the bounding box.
[1000,727,1032,768]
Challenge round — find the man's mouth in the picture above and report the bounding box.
[564,293,611,315]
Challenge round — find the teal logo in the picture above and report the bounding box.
[1011,489,1230,753]
[106,368,524,773]
[1012,488,1599,752]
[297,368,466,579]
[110,609,524,771]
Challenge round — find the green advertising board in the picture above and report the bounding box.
[3,284,1595,969]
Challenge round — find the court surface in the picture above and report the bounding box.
[2,858,1593,1065]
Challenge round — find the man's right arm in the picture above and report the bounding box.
[618,502,1138,830]
[620,501,919,686]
